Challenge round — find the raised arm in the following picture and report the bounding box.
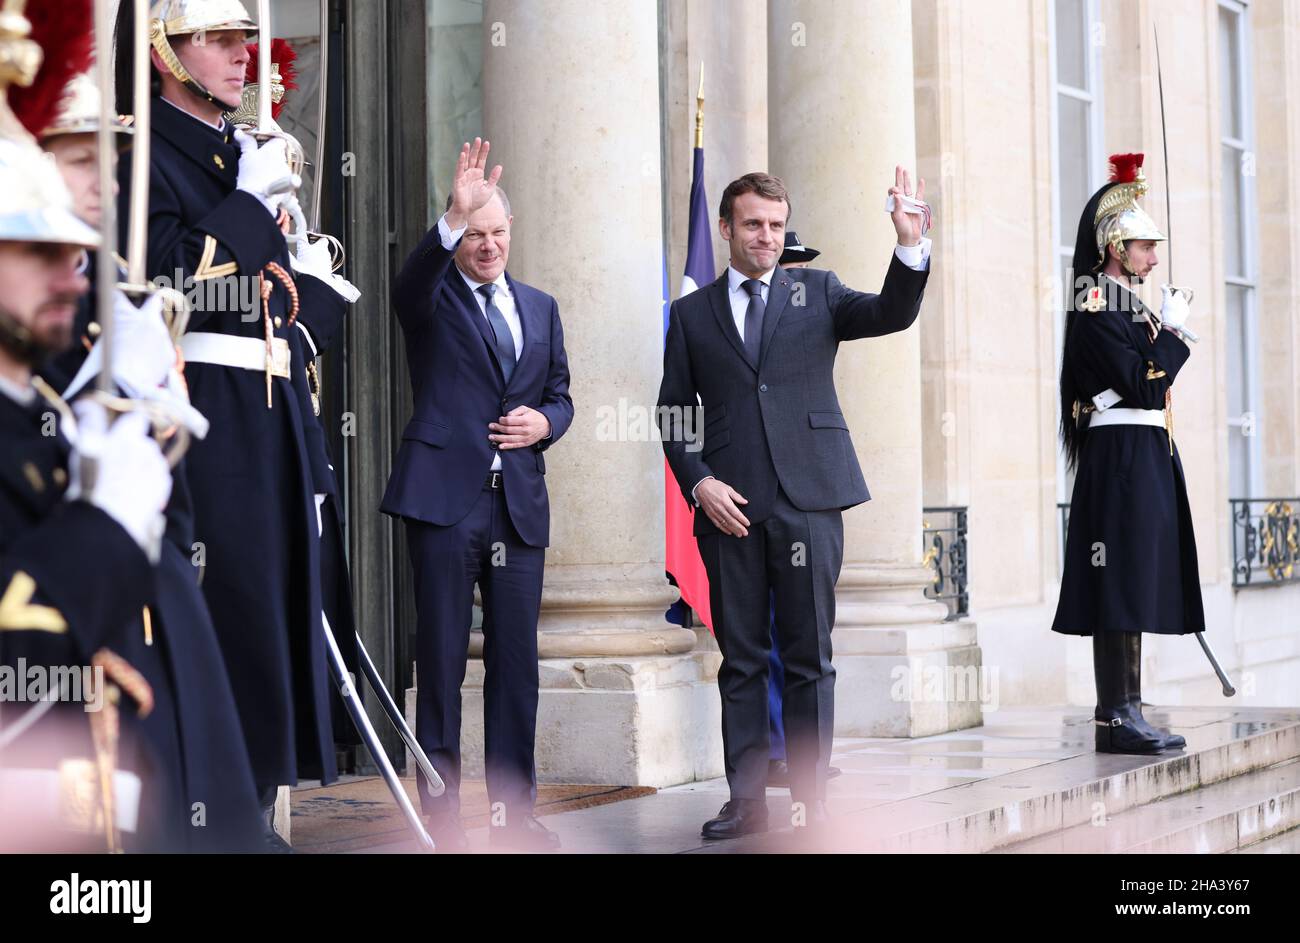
[393,138,503,321]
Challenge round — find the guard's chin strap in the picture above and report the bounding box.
[0,307,50,366]
[150,21,224,109]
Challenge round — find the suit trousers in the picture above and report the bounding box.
[697,485,843,802]
[405,484,545,817]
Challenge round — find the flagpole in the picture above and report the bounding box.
[694,62,704,149]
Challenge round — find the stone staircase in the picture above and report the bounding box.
[693,707,1300,854]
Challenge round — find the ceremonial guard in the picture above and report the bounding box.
[0,4,173,852]
[114,0,347,826]
[10,0,264,851]
[236,36,364,748]
[1053,153,1199,755]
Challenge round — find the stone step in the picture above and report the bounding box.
[995,757,1300,853]
[1233,824,1300,853]
[798,712,1300,853]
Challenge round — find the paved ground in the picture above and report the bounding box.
[307,706,1299,854]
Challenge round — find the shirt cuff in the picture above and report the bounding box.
[894,237,932,271]
[691,476,714,507]
[437,213,467,250]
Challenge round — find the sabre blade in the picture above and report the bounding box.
[94,0,116,397]
[1154,25,1173,281]
[125,0,150,288]
[310,0,328,232]
[322,613,435,851]
[1195,632,1237,697]
[257,0,272,131]
[355,631,444,795]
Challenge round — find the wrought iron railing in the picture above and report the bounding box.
[1231,498,1300,587]
[922,506,968,620]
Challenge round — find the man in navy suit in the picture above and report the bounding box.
[658,169,930,840]
[383,139,573,852]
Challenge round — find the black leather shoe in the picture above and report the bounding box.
[1093,632,1165,755]
[1095,714,1167,754]
[1122,633,1187,750]
[701,799,769,840]
[427,813,469,853]
[766,759,789,787]
[488,814,561,852]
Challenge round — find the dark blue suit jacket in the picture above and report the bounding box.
[658,256,928,536]
[381,223,573,548]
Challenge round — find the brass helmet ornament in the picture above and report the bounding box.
[40,72,135,144]
[1094,152,1166,277]
[225,37,296,128]
[149,0,256,109]
[0,1,99,363]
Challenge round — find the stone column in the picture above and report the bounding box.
[440,0,722,786]
[767,0,981,736]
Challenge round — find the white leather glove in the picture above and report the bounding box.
[62,292,174,401]
[234,128,300,216]
[291,235,361,303]
[60,292,210,440]
[65,401,171,562]
[1159,285,1191,332]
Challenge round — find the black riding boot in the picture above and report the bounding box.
[1123,633,1186,750]
[1093,632,1165,755]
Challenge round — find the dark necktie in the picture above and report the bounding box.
[478,283,516,382]
[742,278,765,366]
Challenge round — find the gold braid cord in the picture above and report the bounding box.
[88,646,154,855]
[259,262,299,408]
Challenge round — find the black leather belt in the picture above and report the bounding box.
[484,471,503,491]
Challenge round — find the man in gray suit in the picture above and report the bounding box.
[658,168,930,839]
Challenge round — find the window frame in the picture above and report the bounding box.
[1219,0,1262,499]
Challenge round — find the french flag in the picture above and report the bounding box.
[664,145,714,630]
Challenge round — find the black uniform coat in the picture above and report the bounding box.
[0,385,158,848]
[1052,278,1205,636]
[292,275,360,741]
[37,262,265,851]
[120,97,336,789]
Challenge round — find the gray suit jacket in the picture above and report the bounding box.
[657,254,929,536]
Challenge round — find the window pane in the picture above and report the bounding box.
[1224,284,1252,497]
[1055,0,1088,89]
[1222,144,1246,278]
[1058,94,1092,232]
[1219,6,1241,139]
[427,0,484,225]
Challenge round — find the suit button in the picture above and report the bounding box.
[759,384,768,393]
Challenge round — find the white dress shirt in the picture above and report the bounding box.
[437,213,528,471]
[160,95,227,132]
[693,239,932,504]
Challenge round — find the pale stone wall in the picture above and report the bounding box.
[662,0,769,284]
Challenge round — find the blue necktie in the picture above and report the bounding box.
[742,278,765,366]
[479,283,516,382]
